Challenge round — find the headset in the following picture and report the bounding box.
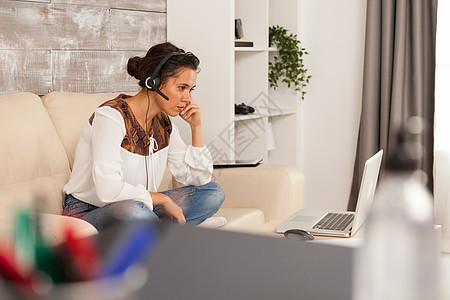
[144,51,183,101]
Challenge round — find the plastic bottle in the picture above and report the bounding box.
[355,130,439,300]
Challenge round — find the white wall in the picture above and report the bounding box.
[298,0,367,210]
[433,1,450,252]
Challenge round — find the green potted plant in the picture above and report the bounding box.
[269,25,311,100]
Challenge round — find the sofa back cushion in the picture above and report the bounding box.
[0,93,71,214]
[41,92,119,169]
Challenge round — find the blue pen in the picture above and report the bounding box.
[101,223,158,278]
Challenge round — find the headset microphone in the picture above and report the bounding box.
[144,51,182,101]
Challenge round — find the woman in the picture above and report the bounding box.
[62,42,225,232]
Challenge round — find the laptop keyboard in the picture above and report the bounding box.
[313,213,354,231]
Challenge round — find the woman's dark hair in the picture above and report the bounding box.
[127,42,200,88]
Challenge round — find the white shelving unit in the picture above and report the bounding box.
[167,0,301,166]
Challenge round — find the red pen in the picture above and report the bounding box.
[62,226,102,281]
[0,246,30,283]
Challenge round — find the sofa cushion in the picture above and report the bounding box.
[0,92,71,214]
[212,165,304,222]
[215,208,265,230]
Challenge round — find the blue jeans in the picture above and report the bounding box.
[62,182,225,232]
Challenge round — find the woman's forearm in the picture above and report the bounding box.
[191,124,205,147]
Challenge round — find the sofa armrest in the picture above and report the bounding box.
[212,164,304,223]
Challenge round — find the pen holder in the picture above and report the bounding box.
[1,219,158,300]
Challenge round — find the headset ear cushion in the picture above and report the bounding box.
[145,77,153,90]
[145,76,161,90]
[152,76,161,90]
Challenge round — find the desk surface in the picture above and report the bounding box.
[43,221,355,300]
[92,223,449,300]
[2,221,448,300]
[121,222,355,300]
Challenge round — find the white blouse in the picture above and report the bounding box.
[63,94,213,210]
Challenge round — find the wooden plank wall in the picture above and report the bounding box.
[0,0,166,95]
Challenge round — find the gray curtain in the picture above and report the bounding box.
[348,0,438,211]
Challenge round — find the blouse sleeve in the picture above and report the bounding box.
[166,123,213,186]
[91,107,153,209]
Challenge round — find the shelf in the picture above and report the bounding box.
[234,47,268,52]
[234,112,268,122]
[234,109,296,121]
[268,108,297,117]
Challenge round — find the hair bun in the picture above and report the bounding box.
[127,56,141,79]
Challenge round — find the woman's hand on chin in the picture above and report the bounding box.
[180,97,202,127]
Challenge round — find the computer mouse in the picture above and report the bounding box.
[284,229,314,241]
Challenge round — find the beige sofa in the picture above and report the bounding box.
[0,92,305,246]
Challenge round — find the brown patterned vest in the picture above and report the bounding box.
[89,94,172,156]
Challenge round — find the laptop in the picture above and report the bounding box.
[276,149,383,237]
